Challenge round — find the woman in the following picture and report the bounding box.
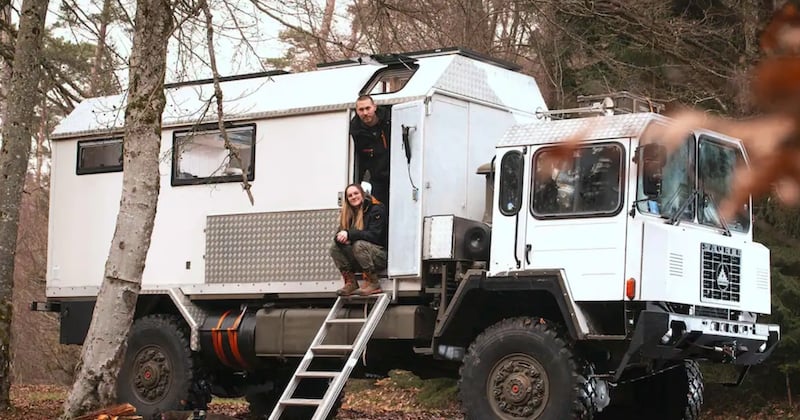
[329,183,387,296]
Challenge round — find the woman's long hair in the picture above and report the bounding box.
[339,183,366,231]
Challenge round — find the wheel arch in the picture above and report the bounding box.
[434,270,584,349]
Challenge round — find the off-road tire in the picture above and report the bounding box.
[459,317,595,420]
[635,360,704,420]
[117,314,197,418]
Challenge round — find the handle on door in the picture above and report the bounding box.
[525,244,532,264]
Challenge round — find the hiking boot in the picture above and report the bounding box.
[354,272,383,295]
[336,271,359,296]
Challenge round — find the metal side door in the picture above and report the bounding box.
[387,100,425,278]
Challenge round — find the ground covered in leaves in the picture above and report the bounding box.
[0,372,798,419]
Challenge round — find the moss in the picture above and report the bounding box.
[416,377,458,409]
[344,378,376,393]
[386,369,424,389]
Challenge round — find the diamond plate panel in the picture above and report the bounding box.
[497,113,665,147]
[206,209,340,284]
[433,55,504,105]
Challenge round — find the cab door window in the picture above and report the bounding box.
[531,143,624,217]
[498,150,524,215]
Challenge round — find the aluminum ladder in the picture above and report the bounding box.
[268,293,390,420]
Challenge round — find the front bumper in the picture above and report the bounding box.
[630,310,780,366]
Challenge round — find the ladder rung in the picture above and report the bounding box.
[311,344,353,354]
[296,370,340,379]
[327,318,366,324]
[280,398,322,406]
[342,294,386,301]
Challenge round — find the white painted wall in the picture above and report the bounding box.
[48,111,350,293]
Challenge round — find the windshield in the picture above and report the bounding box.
[637,135,695,221]
[697,136,750,233]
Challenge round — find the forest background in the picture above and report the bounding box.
[2,0,800,414]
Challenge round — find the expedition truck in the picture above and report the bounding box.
[35,48,779,419]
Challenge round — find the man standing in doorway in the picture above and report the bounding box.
[350,95,391,205]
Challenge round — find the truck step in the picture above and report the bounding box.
[310,344,354,354]
[326,318,366,324]
[280,398,322,407]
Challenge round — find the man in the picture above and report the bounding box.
[350,95,391,205]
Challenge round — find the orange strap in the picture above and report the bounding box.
[212,311,233,367]
[226,309,249,369]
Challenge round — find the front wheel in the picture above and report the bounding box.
[634,360,704,420]
[459,317,595,420]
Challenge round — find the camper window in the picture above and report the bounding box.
[76,138,123,175]
[171,124,256,186]
[361,64,419,95]
[531,143,624,218]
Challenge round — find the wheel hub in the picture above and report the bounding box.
[132,347,172,403]
[489,354,548,418]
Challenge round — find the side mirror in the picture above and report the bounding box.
[641,144,666,198]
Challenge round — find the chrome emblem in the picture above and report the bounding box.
[716,265,730,290]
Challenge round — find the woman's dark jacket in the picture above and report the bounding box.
[345,199,387,247]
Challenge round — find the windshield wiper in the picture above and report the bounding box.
[702,192,732,237]
[667,189,698,226]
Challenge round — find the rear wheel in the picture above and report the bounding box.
[118,315,202,418]
[459,317,595,420]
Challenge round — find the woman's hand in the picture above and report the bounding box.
[336,230,349,244]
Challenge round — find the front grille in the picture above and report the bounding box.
[701,243,741,303]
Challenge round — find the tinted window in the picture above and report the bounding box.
[77,138,123,175]
[498,151,524,215]
[532,143,624,217]
[172,124,256,186]
[362,64,419,95]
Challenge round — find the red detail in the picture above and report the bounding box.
[511,384,519,394]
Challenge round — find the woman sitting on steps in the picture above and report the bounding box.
[329,182,387,296]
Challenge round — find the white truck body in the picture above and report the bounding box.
[40,48,779,420]
[47,49,546,298]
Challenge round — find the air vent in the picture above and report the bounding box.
[701,243,741,303]
[694,305,731,320]
[668,252,684,277]
[756,268,769,291]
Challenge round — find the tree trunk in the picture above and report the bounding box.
[0,0,49,410]
[315,0,336,61]
[89,0,112,97]
[0,3,12,117]
[60,0,173,417]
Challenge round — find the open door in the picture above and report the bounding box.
[387,100,425,278]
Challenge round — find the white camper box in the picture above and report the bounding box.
[47,49,547,299]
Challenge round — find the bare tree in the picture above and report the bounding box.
[0,0,49,409]
[0,3,11,120]
[61,0,174,416]
[89,0,114,96]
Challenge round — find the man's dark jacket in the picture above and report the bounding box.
[350,106,391,202]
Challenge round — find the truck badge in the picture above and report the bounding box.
[716,265,730,290]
